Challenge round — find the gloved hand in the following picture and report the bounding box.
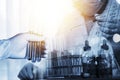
[18,63,41,80]
[7,32,46,62]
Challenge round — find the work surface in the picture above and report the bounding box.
[46,77,120,80]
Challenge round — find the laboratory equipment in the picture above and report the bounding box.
[25,40,46,62]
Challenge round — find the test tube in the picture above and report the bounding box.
[28,41,32,60]
[36,42,40,62]
[26,41,46,62]
[25,42,29,59]
[31,41,34,62]
[38,41,41,61]
[34,41,37,62]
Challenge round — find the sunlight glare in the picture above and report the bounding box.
[28,0,74,37]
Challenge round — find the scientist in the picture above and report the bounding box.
[18,0,120,79]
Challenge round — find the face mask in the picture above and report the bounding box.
[116,0,120,4]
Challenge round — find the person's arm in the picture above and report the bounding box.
[0,32,45,61]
